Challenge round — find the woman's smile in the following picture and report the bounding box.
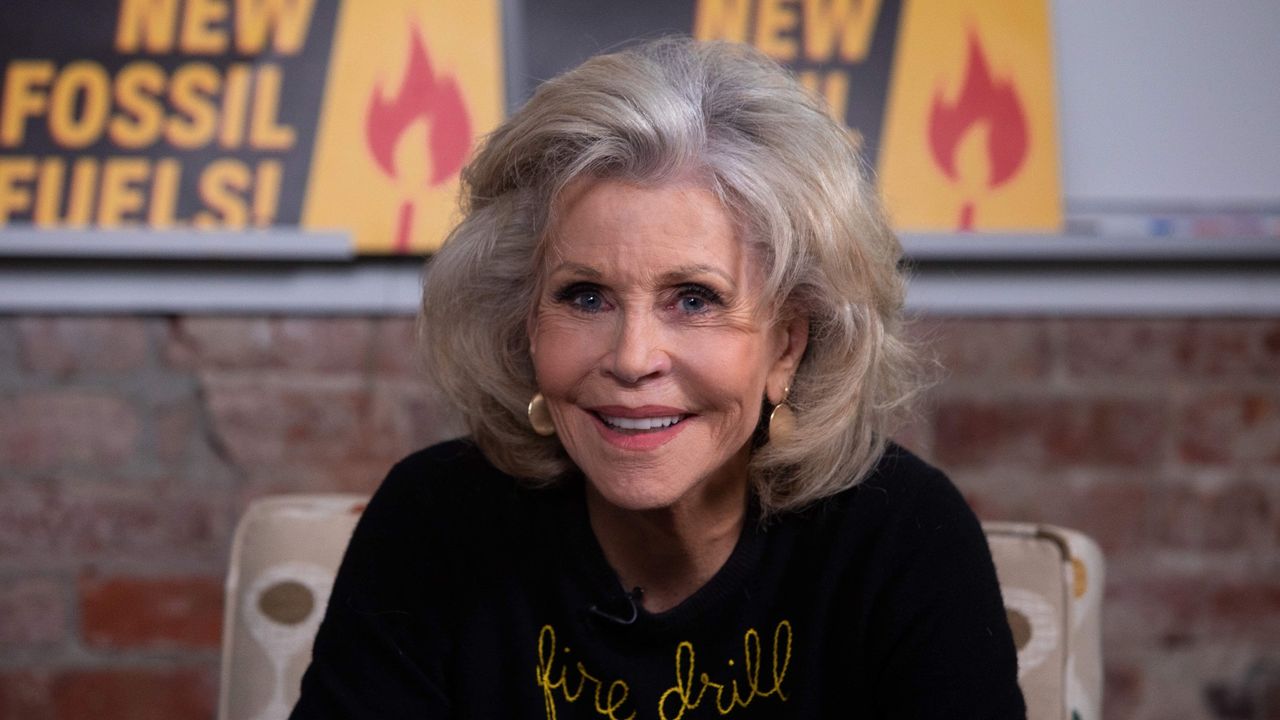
[591,405,689,432]
[585,405,693,450]
[598,415,684,432]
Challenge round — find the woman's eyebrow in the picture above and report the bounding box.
[658,264,736,288]
[546,262,601,278]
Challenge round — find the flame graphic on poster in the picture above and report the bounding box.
[928,32,1028,230]
[366,26,471,251]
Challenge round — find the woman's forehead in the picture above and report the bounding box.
[543,179,753,279]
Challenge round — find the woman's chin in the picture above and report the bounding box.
[585,476,683,514]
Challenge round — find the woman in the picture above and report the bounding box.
[293,38,1023,719]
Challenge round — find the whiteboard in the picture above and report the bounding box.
[1052,0,1280,206]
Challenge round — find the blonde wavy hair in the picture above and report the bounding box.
[420,38,917,515]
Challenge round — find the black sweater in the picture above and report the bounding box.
[291,439,1025,719]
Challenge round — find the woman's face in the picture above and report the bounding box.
[529,179,807,514]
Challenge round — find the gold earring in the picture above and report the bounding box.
[527,392,556,436]
[767,385,795,444]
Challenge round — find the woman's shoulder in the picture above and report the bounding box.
[797,441,985,552]
[833,441,967,514]
[388,436,497,480]
[357,438,534,538]
[377,437,519,500]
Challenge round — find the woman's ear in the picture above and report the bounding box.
[767,312,809,404]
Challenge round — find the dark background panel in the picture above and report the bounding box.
[0,0,341,224]
[504,0,901,166]
[506,0,697,104]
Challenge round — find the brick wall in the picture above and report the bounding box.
[0,315,1276,719]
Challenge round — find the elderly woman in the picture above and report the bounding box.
[292,38,1023,719]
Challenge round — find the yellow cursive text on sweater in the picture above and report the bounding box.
[658,619,793,719]
[533,619,794,720]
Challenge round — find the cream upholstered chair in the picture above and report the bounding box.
[218,495,366,720]
[985,522,1105,720]
[219,496,1104,720]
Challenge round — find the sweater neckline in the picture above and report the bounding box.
[563,478,766,632]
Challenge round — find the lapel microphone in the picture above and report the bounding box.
[587,586,645,625]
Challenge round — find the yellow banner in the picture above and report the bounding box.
[303,0,503,253]
[878,0,1062,231]
[0,0,1053,248]
[690,0,1062,232]
[0,0,503,254]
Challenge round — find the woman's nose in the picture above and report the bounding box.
[604,311,671,385]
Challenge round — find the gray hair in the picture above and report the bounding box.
[420,37,918,515]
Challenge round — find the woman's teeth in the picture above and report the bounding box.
[599,414,684,431]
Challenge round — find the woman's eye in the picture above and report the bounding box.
[673,285,722,315]
[553,284,609,313]
[678,295,706,313]
[574,291,605,312]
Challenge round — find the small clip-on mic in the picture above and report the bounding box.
[587,586,645,625]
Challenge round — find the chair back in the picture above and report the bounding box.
[986,521,1105,720]
[219,497,1104,720]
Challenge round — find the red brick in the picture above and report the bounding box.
[0,392,139,470]
[17,318,150,376]
[1066,478,1152,554]
[1149,479,1273,552]
[1178,392,1280,466]
[1178,319,1280,379]
[152,399,199,463]
[934,400,1037,468]
[0,477,227,560]
[1061,318,1188,379]
[1061,318,1280,381]
[51,668,215,720]
[1101,658,1144,720]
[80,576,222,650]
[202,376,458,471]
[889,413,933,458]
[371,317,424,377]
[165,317,372,372]
[1104,576,1207,649]
[371,382,464,454]
[202,377,379,465]
[1208,582,1280,640]
[0,578,66,649]
[1264,322,1280,362]
[1128,648,1264,720]
[274,318,374,372]
[0,319,21,378]
[240,458,392,497]
[911,317,1051,382]
[1046,399,1168,465]
[1106,574,1280,650]
[0,670,55,720]
[164,317,270,369]
[959,469,1149,553]
[934,397,1167,469]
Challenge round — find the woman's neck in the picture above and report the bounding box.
[585,478,749,614]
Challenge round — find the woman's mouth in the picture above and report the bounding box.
[586,406,691,449]
[595,413,686,432]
